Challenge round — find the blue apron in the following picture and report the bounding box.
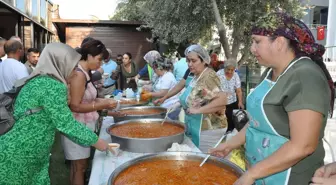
[245,57,307,185]
[179,76,203,147]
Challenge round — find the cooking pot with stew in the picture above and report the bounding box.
[107,118,185,153]
[108,152,245,185]
[113,106,167,123]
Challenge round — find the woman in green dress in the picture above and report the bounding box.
[0,43,114,185]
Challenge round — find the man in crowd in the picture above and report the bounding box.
[0,40,29,93]
[0,37,6,62]
[98,48,117,97]
[25,48,40,74]
[116,54,123,65]
[115,54,123,89]
[10,36,22,43]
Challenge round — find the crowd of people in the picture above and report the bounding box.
[0,11,335,185]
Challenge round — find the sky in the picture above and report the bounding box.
[51,0,119,20]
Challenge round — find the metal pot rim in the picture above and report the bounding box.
[119,98,150,107]
[106,118,186,141]
[113,106,167,118]
[107,151,245,184]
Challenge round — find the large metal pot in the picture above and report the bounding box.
[106,119,185,153]
[107,152,244,185]
[113,106,166,123]
[119,98,149,108]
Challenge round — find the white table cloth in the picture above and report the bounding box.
[88,116,200,185]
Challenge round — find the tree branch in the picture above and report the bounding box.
[231,26,241,59]
[211,0,231,59]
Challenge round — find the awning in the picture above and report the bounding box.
[0,0,55,34]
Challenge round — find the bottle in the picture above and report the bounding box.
[136,91,140,102]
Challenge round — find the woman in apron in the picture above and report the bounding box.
[180,44,229,152]
[211,12,334,185]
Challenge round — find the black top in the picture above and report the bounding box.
[183,68,194,80]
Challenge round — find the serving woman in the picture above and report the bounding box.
[0,43,112,185]
[134,50,161,84]
[211,12,334,185]
[155,44,228,152]
[216,59,244,132]
[143,57,180,120]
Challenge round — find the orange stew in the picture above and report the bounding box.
[117,109,165,116]
[113,159,238,185]
[110,123,184,138]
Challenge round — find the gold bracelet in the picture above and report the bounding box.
[92,102,95,110]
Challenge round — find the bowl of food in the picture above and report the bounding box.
[107,119,185,153]
[108,152,244,185]
[112,106,166,123]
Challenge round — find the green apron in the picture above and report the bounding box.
[179,68,208,147]
[245,57,306,184]
[179,76,203,147]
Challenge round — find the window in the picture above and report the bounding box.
[40,0,46,26]
[16,0,26,13]
[32,0,39,21]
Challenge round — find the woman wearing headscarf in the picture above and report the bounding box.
[135,50,161,82]
[217,58,244,133]
[169,44,228,152]
[142,57,181,120]
[211,12,334,185]
[64,39,117,185]
[0,43,112,185]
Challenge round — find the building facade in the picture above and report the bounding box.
[301,0,329,45]
[53,19,154,71]
[0,0,58,52]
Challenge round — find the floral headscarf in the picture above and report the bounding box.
[252,12,325,57]
[143,50,161,67]
[252,12,334,117]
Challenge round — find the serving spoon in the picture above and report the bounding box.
[199,131,231,167]
[160,107,175,125]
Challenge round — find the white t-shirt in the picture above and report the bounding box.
[153,72,179,108]
[0,58,29,93]
[216,70,241,104]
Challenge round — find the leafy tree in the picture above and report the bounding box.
[112,0,304,63]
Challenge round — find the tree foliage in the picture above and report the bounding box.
[112,0,305,62]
